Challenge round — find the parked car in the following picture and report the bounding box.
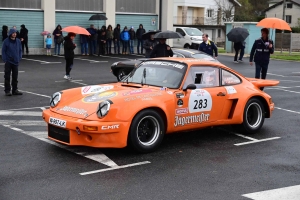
[111,48,219,81]
[43,57,279,153]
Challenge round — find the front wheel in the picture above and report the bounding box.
[184,44,190,49]
[240,98,265,134]
[117,69,127,81]
[128,110,165,153]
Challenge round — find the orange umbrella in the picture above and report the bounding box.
[62,26,91,35]
[256,18,291,31]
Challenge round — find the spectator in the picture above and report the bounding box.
[97,25,106,56]
[2,28,23,96]
[150,38,173,58]
[86,24,98,55]
[12,26,20,39]
[106,25,113,55]
[249,28,274,90]
[233,41,242,63]
[198,33,218,58]
[143,33,158,58]
[121,26,130,54]
[239,41,245,62]
[113,24,121,54]
[136,24,146,55]
[45,33,52,56]
[128,26,136,54]
[20,24,29,54]
[52,24,63,55]
[2,25,8,41]
[63,32,76,80]
[80,34,89,56]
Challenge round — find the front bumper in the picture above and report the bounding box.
[42,109,130,148]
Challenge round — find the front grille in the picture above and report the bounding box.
[48,125,70,143]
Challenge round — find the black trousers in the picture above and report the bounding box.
[234,47,240,61]
[4,62,19,93]
[22,40,29,53]
[65,58,73,76]
[98,43,106,55]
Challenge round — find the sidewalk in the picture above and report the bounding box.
[218,52,250,58]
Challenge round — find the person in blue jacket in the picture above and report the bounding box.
[121,26,130,54]
[2,28,23,96]
[249,28,274,88]
[198,33,218,58]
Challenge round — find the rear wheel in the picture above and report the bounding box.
[184,44,190,49]
[128,109,165,153]
[240,98,265,134]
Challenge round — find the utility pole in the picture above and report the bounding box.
[281,0,286,53]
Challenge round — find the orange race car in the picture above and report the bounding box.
[42,58,279,153]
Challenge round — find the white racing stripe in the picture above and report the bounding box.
[80,161,151,175]
[242,185,300,200]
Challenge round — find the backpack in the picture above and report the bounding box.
[56,35,64,44]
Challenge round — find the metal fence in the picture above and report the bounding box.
[173,16,205,25]
[275,33,300,52]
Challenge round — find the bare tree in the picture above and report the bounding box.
[214,0,236,23]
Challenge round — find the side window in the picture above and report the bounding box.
[176,28,185,36]
[221,70,241,85]
[183,66,220,88]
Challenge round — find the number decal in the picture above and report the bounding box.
[189,89,212,113]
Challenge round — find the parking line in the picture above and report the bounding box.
[266,87,300,94]
[0,71,25,73]
[1,106,49,111]
[22,58,61,64]
[276,107,300,114]
[234,137,281,146]
[0,110,42,116]
[100,55,133,60]
[79,161,151,175]
[55,80,83,82]
[0,85,50,98]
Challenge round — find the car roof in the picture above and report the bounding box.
[150,57,225,68]
[173,48,204,55]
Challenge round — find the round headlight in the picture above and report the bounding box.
[97,100,111,118]
[50,92,61,108]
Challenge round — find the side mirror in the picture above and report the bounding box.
[183,84,196,91]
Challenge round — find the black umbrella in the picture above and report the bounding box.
[142,30,161,40]
[226,27,249,43]
[89,14,108,20]
[153,30,183,39]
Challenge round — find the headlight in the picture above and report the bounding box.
[112,62,119,66]
[97,100,111,118]
[50,92,62,108]
[190,37,195,40]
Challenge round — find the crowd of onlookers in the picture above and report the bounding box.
[2,24,29,54]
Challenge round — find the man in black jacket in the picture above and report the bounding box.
[150,38,173,58]
[136,24,146,55]
[143,34,158,58]
[20,24,29,54]
[113,24,121,54]
[63,32,76,80]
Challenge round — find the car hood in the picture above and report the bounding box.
[51,83,169,119]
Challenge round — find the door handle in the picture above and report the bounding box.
[217,92,226,96]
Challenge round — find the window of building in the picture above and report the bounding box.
[286,15,292,23]
[217,29,221,38]
[56,0,103,12]
[207,9,213,18]
[286,3,293,8]
[116,0,156,13]
[0,0,41,9]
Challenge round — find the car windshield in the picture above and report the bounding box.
[183,28,203,36]
[191,54,218,62]
[123,61,187,89]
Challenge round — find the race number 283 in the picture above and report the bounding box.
[189,89,212,113]
[193,99,208,109]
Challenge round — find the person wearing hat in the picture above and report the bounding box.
[136,24,146,55]
[1,28,23,96]
[20,24,29,54]
[129,26,136,54]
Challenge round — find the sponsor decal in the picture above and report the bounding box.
[188,89,212,113]
[101,124,120,130]
[124,92,162,102]
[225,86,237,94]
[176,93,184,98]
[174,113,210,127]
[175,108,188,115]
[83,91,118,103]
[57,106,88,117]
[140,61,185,69]
[177,99,183,107]
[167,91,173,95]
[122,89,152,96]
[142,98,153,101]
[81,85,114,95]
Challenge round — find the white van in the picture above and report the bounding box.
[173,27,204,49]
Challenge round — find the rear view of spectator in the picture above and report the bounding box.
[136,24,146,55]
[87,24,98,55]
[129,26,136,54]
[2,25,8,41]
[106,25,113,55]
[97,25,106,56]
[20,24,29,54]
[121,26,130,54]
[52,24,63,55]
[80,34,89,55]
[233,41,242,63]
[113,24,121,54]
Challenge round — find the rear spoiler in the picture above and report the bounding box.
[246,77,280,88]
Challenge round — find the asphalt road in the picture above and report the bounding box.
[0,53,300,200]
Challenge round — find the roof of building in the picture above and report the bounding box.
[265,0,300,12]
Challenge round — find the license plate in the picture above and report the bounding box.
[49,117,66,128]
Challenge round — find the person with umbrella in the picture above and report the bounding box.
[143,32,158,58]
[233,41,244,63]
[198,33,218,58]
[226,27,249,63]
[249,28,274,90]
[63,32,76,80]
[86,24,98,55]
[150,38,173,58]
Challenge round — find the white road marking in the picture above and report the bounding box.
[0,85,51,98]
[80,161,151,175]
[55,80,83,82]
[40,107,46,110]
[22,58,61,64]
[242,185,300,200]
[292,72,300,73]
[70,81,87,85]
[272,85,300,89]
[100,55,132,60]
[40,62,62,64]
[232,133,258,141]
[0,71,25,73]
[2,106,49,111]
[0,110,42,116]
[267,73,285,77]
[279,80,300,82]
[266,88,300,94]
[0,63,4,65]
[234,137,281,146]
[276,107,300,114]
[0,120,46,126]
[89,61,108,63]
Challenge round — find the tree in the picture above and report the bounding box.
[214,0,236,23]
[234,0,268,21]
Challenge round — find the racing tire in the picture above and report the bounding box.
[240,98,265,134]
[128,109,165,153]
[117,69,127,81]
[184,44,190,49]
